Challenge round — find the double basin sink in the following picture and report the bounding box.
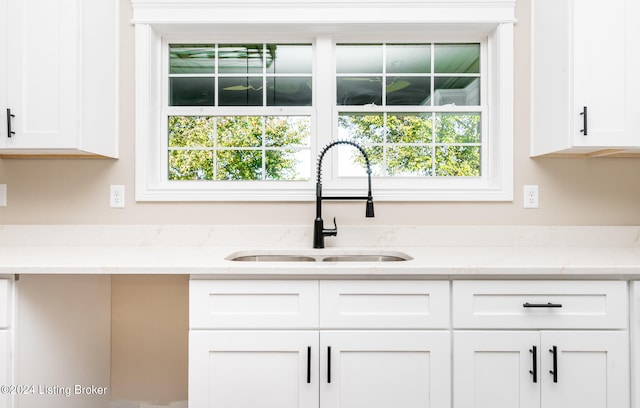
[226,249,412,263]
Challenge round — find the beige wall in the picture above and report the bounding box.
[1,0,640,226]
[111,275,189,404]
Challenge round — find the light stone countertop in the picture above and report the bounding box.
[1,225,640,278]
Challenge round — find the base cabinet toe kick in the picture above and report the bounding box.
[188,278,634,408]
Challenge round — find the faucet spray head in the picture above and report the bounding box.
[365,198,375,217]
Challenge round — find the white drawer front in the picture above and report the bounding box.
[0,279,9,329]
[320,280,449,329]
[453,280,628,329]
[190,280,318,329]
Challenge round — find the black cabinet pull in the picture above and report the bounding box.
[523,302,563,308]
[549,346,558,383]
[529,346,537,383]
[580,106,588,136]
[6,109,15,138]
[306,346,311,384]
[327,346,331,383]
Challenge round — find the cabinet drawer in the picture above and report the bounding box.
[453,280,627,329]
[190,280,318,329]
[320,280,449,329]
[0,279,9,329]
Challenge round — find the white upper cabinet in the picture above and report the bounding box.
[0,0,118,158]
[531,0,640,157]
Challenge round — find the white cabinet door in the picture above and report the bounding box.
[454,331,629,408]
[1,0,118,157]
[321,331,450,408]
[454,331,540,408]
[189,330,319,408]
[571,0,640,149]
[0,330,9,408]
[0,278,11,408]
[5,0,78,150]
[632,282,640,408]
[541,331,629,408]
[531,0,640,156]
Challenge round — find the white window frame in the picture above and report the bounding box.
[132,0,515,202]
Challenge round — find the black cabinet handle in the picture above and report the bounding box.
[549,346,558,383]
[306,346,311,384]
[6,109,15,138]
[523,302,563,308]
[580,106,588,136]
[327,346,331,384]
[529,346,537,383]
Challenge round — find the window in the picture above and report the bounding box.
[166,44,313,181]
[335,43,482,179]
[132,1,515,201]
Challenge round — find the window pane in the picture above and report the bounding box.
[218,44,263,74]
[435,145,481,176]
[433,77,479,106]
[336,77,382,105]
[169,77,215,106]
[338,145,384,177]
[387,146,434,176]
[265,149,310,180]
[169,45,215,74]
[168,116,214,147]
[435,113,481,143]
[336,44,383,73]
[387,113,432,144]
[218,77,263,106]
[168,150,213,180]
[216,116,262,147]
[215,150,263,180]
[265,116,311,147]
[266,77,312,106]
[338,113,385,144]
[434,43,480,73]
[385,76,430,105]
[386,44,431,74]
[267,44,312,74]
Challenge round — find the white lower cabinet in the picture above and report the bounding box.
[453,280,630,408]
[320,330,450,408]
[454,330,629,408]
[189,330,319,408]
[189,279,450,408]
[189,330,450,408]
[0,278,11,408]
[190,279,631,408]
[0,330,9,408]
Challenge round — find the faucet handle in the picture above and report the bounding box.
[323,217,338,237]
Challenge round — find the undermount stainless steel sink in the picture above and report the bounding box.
[320,254,408,262]
[229,254,317,262]
[226,250,412,262]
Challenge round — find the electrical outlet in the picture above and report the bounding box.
[523,185,539,209]
[110,185,125,208]
[0,184,6,207]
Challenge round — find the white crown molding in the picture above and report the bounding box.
[130,0,516,25]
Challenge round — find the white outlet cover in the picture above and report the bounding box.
[523,185,539,209]
[110,185,125,208]
[0,184,6,207]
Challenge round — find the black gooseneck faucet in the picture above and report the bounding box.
[313,140,374,248]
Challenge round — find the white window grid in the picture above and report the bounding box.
[138,23,512,201]
[163,41,314,182]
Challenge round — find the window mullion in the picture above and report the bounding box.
[315,34,335,178]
